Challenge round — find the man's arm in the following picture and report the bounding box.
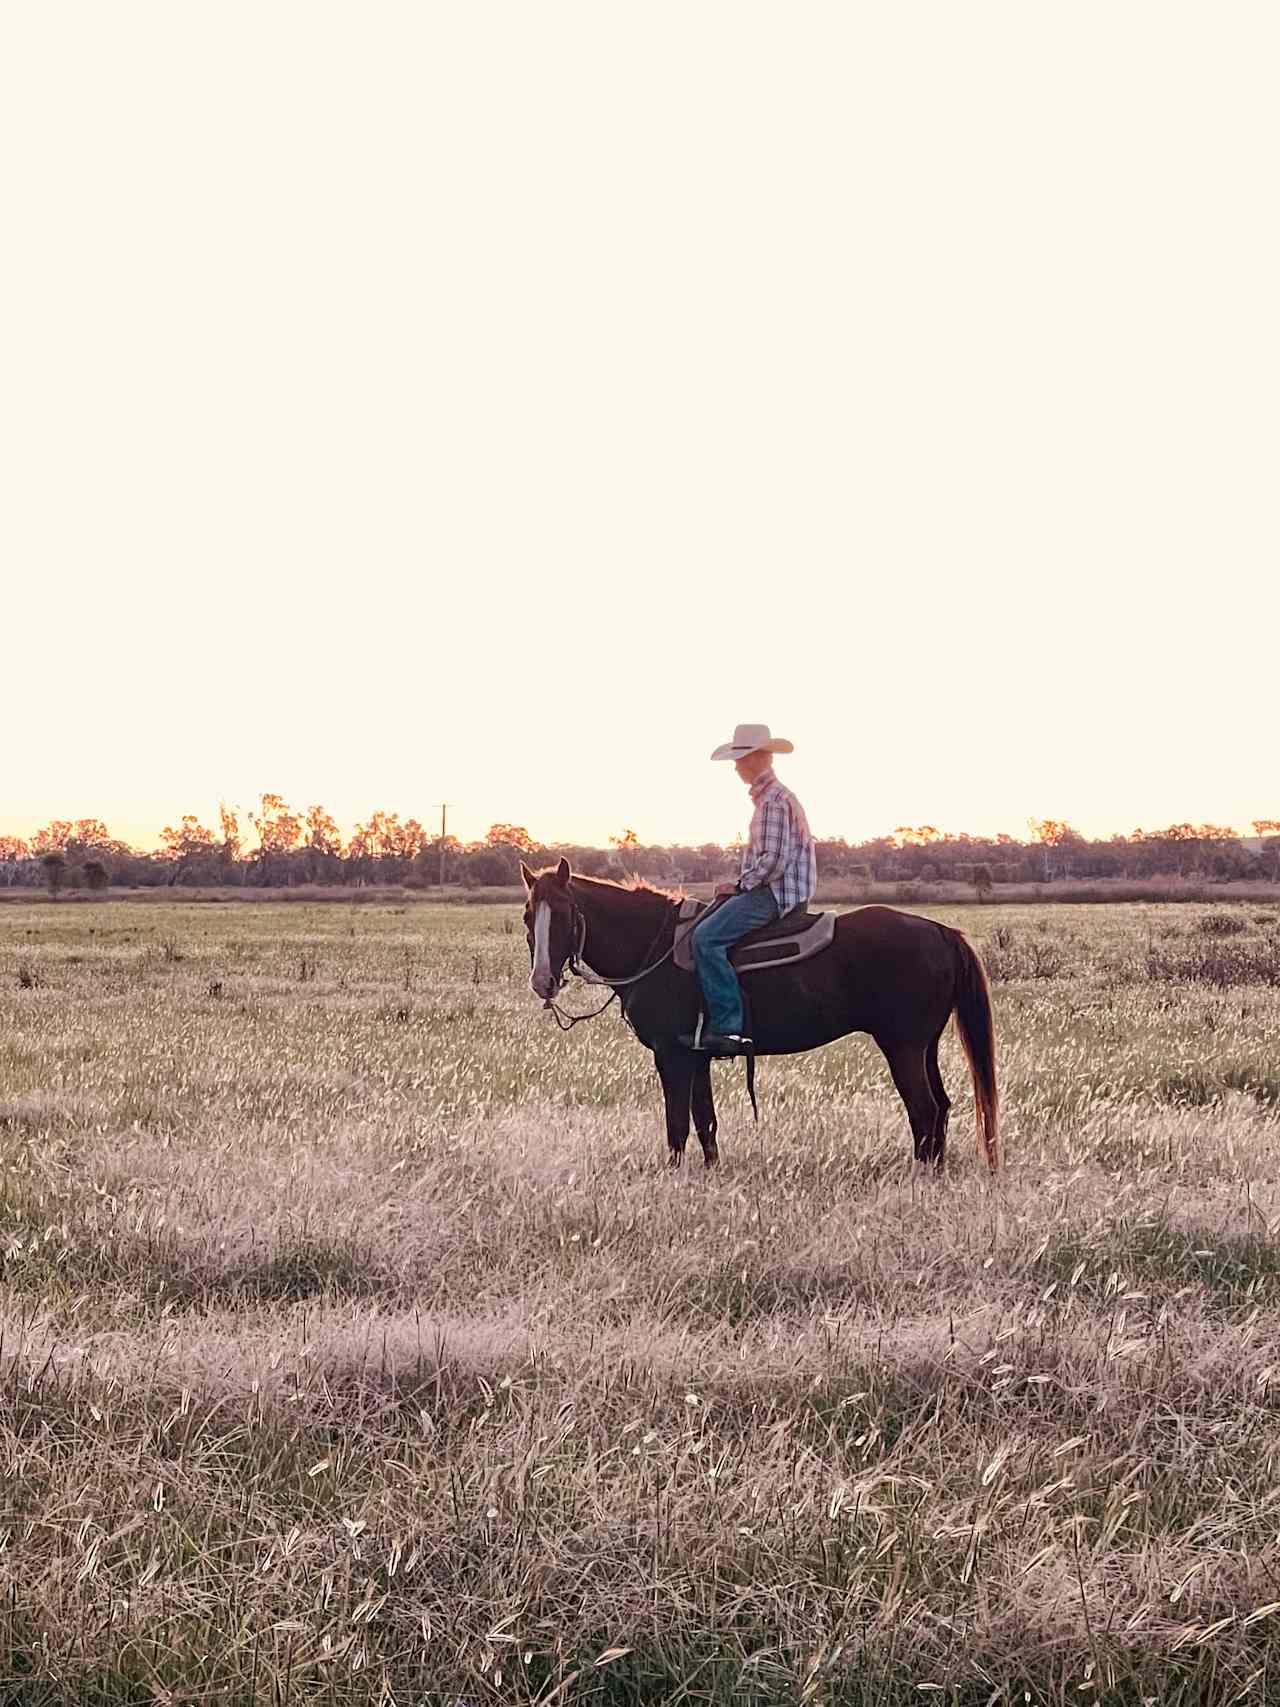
[738,798,785,892]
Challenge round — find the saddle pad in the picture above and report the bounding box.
[673,898,836,975]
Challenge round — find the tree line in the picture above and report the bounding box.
[1,800,1277,894]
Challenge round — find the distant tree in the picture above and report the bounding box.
[973,863,994,902]
[218,804,242,870]
[485,824,535,852]
[0,835,30,862]
[1151,824,1214,846]
[371,812,401,860]
[159,815,219,885]
[253,794,303,850]
[31,821,75,855]
[1028,819,1082,848]
[249,794,303,884]
[68,819,114,850]
[1254,825,1280,880]
[697,842,728,880]
[410,833,462,887]
[1141,823,1242,876]
[894,826,941,847]
[83,859,109,893]
[429,832,461,886]
[160,816,217,859]
[41,852,66,899]
[346,812,431,882]
[371,812,427,861]
[454,845,516,887]
[305,805,343,857]
[571,846,611,877]
[1027,818,1084,880]
[298,804,343,882]
[610,828,641,850]
[32,819,124,859]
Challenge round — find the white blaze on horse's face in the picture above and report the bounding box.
[530,901,556,999]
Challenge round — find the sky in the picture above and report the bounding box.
[2,2,1276,853]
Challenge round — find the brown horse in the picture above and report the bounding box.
[521,860,999,1173]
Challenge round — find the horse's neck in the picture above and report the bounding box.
[574,883,670,979]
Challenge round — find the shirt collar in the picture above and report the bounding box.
[749,767,777,803]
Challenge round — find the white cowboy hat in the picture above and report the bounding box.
[710,722,795,762]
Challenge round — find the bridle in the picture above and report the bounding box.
[539,886,711,1031]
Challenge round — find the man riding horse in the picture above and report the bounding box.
[520,720,999,1173]
[684,722,817,1057]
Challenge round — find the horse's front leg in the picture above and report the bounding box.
[691,1058,719,1169]
[655,1049,695,1169]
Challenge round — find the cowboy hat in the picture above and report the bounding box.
[710,722,795,762]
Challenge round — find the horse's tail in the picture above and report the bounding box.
[946,927,999,1171]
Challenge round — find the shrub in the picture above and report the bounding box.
[1195,911,1249,937]
[40,852,66,898]
[1145,939,1280,987]
[982,927,1068,981]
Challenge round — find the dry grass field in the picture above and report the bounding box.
[2,898,1280,1705]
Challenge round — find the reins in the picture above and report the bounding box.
[542,889,728,1028]
[574,903,684,987]
[543,986,620,1030]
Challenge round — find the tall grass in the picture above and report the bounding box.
[1,900,1279,1702]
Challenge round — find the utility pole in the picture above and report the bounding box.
[433,803,453,892]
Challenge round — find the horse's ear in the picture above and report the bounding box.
[556,857,571,886]
[520,862,535,891]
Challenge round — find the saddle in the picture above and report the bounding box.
[672,897,836,975]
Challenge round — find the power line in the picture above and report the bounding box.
[432,803,454,891]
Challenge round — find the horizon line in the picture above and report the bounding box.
[2,808,1275,855]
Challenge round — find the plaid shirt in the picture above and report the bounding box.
[739,769,817,912]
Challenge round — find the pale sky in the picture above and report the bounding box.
[3,3,1276,853]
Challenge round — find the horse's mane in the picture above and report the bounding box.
[566,872,685,905]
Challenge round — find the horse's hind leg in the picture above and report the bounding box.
[881,1040,943,1170]
[924,1027,952,1163]
[691,1059,719,1169]
[655,1049,695,1169]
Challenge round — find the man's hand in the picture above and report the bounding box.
[714,882,738,899]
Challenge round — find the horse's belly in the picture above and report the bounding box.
[745,972,860,1053]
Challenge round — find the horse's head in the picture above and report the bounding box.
[521,857,580,1000]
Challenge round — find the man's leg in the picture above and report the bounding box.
[691,888,779,1038]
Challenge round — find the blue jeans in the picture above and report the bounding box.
[692,886,779,1034]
